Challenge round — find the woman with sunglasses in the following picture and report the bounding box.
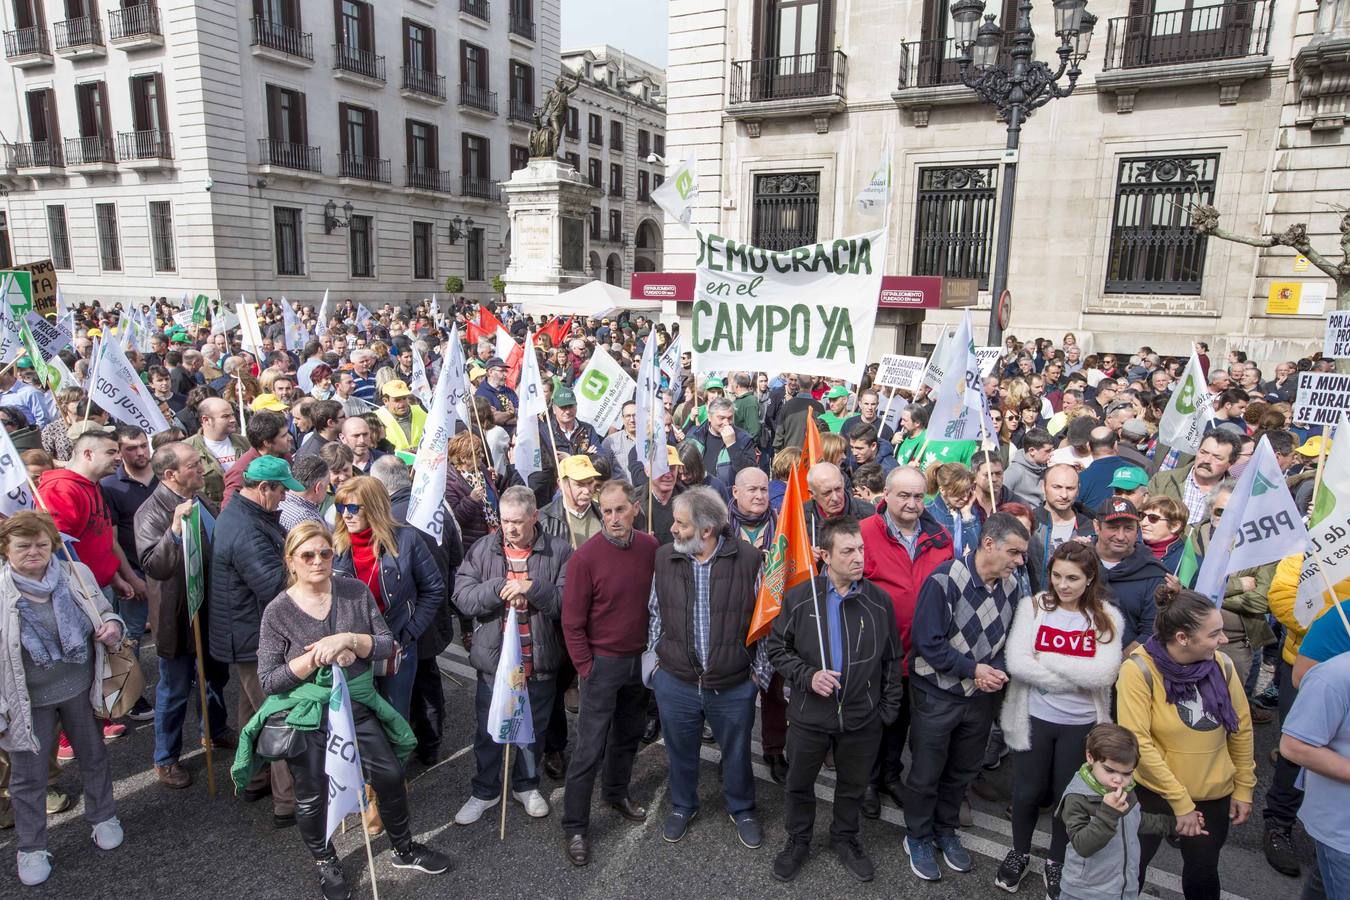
[1140,497,1187,573]
[251,522,450,900]
[331,476,445,721]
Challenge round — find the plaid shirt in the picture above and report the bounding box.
[1181,469,1208,524]
[646,537,772,688]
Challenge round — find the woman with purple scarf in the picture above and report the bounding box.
[1115,584,1256,900]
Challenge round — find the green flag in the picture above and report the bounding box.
[1175,531,1200,587]
[17,318,51,387]
[183,503,205,621]
[192,294,210,326]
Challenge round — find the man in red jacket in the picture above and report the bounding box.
[858,465,953,816]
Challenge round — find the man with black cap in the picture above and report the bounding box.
[375,380,426,453]
[1093,497,1165,654]
[475,356,518,430]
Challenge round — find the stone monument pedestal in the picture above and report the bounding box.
[501,157,600,310]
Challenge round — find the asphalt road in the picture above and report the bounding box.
[1,643,1318,899]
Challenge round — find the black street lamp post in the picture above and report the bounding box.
[950,0,1095,345]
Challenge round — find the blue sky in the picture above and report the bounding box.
[561,0,669,68]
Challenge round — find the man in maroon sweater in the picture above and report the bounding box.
[560,480,659,866]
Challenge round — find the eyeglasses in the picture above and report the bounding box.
[1142,512,1169,525]
[336,503,363,516]
[296,548,334,564]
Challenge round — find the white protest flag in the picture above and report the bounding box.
[323,666,366,843]
[651,149,699,228]
[46,353,74,393]
[355,303,373,334]
[574,347,636,435]
[429,293,441,325]
[854,137,892,217]
[0,279,27,363]
[1193,437,1309,605]
[408,346,433,406]
[635,332,670,480]
[659,334,683,403]
[92,332,172,436]
[920,326,953,391]
[514,332,547,481]
[487,607,535,746]
[1296,415,1350,626]
[314,289,330,338]
[407,326,470,542]
[280,297,307,349]
[0,421,35,517]
[925,311,994,442]
[1157,352,1214,454]
[55,286,68,318]
[237,298,265,360]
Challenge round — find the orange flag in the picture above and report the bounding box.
[746,462,813,644]
[803,410,823,469]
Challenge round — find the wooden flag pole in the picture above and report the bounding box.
[190,615,217,797]
[358,779,382,900]
[499,744,511,841]
[977,410,999,513]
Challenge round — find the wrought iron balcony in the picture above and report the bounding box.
[64,135,115,165]
[508,99,536,124]
[333,44,385,82]
[250,17,313,60]
[108,4,161,41]
[898,38,1012,89]
[117,129,172,160]
[406,166,453,192]
[459,84,498,113]
[1103,0,1272,70]
[730,49,847,104]
[461,175,497,200]
[4,25,51,60]
[460,0,489,21]
[5,141,63,169]
[259,138,321,173]
[509,14,534,41]
[402,66,446,100]
[53,16,103,52]
[339,153,391,183]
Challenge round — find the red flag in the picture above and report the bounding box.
[747,463,813,644]
[537,315,573,350]
[504,341,525,390]
[467,306,505,348]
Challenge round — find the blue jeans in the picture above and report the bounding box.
[153,654,230,767]
[652,668,757,817]
[1308,840,1349,900]
[470,675,556,800]
[376,645,417,721]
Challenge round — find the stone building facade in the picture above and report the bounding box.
[664,0,1349,362]
[0,0,560,306]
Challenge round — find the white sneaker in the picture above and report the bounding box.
[17,850,52,886]
[91,817,123,851]
[454,795,499,826]
[513,789,550,818]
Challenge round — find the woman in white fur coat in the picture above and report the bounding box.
[993,541,1125,898]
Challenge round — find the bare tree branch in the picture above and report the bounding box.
[1191,204,1346,281]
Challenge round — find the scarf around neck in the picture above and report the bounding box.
[1077,762,1135,797]
[1143,635,1239,733]
[13,560,91,668]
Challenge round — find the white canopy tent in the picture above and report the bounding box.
[520,281,663,320]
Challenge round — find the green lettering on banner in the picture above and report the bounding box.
[809,243,831,273]
[790,247,810,271]
[855,237,872,274]
[765,306,789,351]
[832,239,850,274]
[771,251,791,274]
[706,234,724,272]
[712,303,735,351]
[789,305,810,355]
[816,305,856,363]
[726,239,748,272]
[695,231,708,267]
[692,300,713,353]
[749,248,769,273]
[735,303,765,351]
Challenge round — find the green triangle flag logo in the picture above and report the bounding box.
[1251,471,1279,496]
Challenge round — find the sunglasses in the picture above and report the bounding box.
[1142,512,1169,525]
[296,548,334,564]
[336,503,363,515]
[1211,507,1225,518]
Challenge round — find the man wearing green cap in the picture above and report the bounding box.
[531,385,603,509]
[208,454,303,826]
[819,384,852,434]
[1110,466,1149,509]
[684,377,725,428]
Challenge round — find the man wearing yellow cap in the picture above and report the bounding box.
[375,380,426,452]
[540,455,603,549]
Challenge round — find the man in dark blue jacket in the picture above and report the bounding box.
[1094,497,1165,652]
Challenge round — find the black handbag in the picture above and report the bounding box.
[255,710,308,760]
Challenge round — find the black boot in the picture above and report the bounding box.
[316,856,351,900]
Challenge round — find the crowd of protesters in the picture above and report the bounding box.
[0,296,1347,900]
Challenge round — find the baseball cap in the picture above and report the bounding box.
[245,455,305,491]
[468,362,487,381]
[251,393,288,413]
[705,377,725,391]
[381,379,413,398]
[826,385,850,400]
[1096,497,1140,523]
[553,385,577,407]
[485,356,507,370]
[1104,400,1134,418]
[1296,435,1328,457]
[558,454,601,482]
[1109,466,1149,491]
[171,332,192,344]
[1120,418,1149,441]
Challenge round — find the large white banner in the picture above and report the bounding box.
[1297,415,1350,626]
[690,228,887,381]
[406,326,470,543]
[1293,372,1350,426]
[575,347,635,435]
[514,332,547,480]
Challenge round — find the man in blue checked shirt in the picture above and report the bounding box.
[644,486,770,851]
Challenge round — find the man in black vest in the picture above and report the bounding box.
[644,486,769,850]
